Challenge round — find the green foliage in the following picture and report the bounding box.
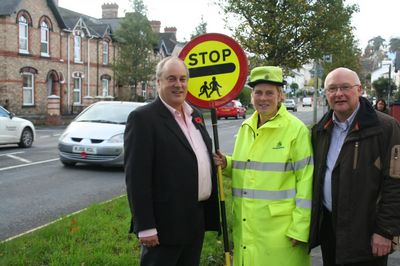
[394,90,400,100]
[389,37,400,53]
[296,89,306,97]
[0,177,234,266]
[236,87,251,107]
[320,30,361,80]
[370,36,386,53]
[216,0,359,73]
[307,78,322,87]
[109,0,157,102]
[291,83,299,90]
[372,77,397,99]
[190,15,208,40]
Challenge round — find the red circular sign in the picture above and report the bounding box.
[179,33,248,109]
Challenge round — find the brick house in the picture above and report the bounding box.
[0,0,180,124]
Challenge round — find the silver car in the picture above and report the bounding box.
[58,101,146,167]
[0,106,36,148]
[283,99,298,112]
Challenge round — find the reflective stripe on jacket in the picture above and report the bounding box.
[223,105,313,266]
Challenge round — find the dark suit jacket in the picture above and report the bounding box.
[124,97,221,245]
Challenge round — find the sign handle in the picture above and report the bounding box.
[211,108,231,266]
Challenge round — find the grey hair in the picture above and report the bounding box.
[156,56,190,81]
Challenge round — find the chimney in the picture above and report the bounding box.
[102,3,119,19]
[151,21,161,34]
[164,27,177,37]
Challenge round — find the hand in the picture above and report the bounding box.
[213,150,227,169]
[371,233,392,257]
[289,238,302,247]
[140,234,159,248]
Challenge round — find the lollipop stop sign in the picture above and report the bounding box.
[178,33,248,109]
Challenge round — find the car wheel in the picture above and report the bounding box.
[225,117,228,120]
[302,105,304,107]
[235,112,239,119]
[243,112,246,119]
[294,108,297,112]
[217,116,221,120]
[61,160,76,167]
[18,128,33,148]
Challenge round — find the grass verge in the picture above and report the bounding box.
[0,178,233,266]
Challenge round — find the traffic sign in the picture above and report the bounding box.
[178,33,248,109]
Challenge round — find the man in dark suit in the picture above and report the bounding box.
[124,56,221,266]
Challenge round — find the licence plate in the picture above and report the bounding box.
[222,108,229,111]
[73,146,97,154]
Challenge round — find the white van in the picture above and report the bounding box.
[302,97,312,107]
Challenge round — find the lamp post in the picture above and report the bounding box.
[382,63,392,102]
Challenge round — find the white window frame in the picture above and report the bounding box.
[23,73,34,105]
[142,82,146,97]
[103,41,108,65]
[19,16,29,54]
[73,78,81,104]
[41,21,49,56]
[102,79,109,97]
[74,36,81,62]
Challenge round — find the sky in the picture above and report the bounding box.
[58,0,400,50]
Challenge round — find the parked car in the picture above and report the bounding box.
[216,100,246,119]
[283,99,297,112]
[0,106,36,148]
[302,97,312,107]
[58,101,146,167]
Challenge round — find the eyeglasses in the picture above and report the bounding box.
[325,84,360,93]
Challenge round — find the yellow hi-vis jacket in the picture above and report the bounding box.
[223,105,313,266]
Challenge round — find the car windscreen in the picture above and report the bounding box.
[76,104,138,124]
[224,102,234,107]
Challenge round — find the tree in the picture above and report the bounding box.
[389,37,400,53]
[215,0,359,73]
[190,15,207,40]
[364,36,387,59]
[320,29,361,80]
[372,77,397,99]
[369,36,386,53]
[236,87,251,107]
[109,0,158,101]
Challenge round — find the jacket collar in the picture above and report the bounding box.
[313,97,379,132]
[244,104,287,129]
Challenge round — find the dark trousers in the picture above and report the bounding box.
[320,206,388,266]
[140,202,205,266]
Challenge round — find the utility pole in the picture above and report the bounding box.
[388,64,392,102]
[313,62,318,124]
[383,62,393,102]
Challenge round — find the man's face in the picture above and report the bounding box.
[325,69,361,121]
[157,59,188,110]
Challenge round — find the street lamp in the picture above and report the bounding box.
[382,63,392,102]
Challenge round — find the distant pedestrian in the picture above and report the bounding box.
[374,98,389,115]
[2,99,10,111]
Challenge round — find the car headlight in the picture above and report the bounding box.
[59,133,69,141]
[108,134,124,143]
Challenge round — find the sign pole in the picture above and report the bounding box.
[210,107,231,266]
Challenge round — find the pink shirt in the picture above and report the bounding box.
[139,99,212,238]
